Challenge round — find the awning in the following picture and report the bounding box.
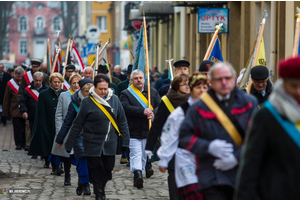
[130,9,156,20]
[172,1,227,7]
[138,2,174,16]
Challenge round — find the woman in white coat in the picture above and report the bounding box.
[157,73,209,200]
[48,73,81,185]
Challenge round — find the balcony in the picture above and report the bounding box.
[34,27,46,36]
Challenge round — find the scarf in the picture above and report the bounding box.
[167,88,191,108]
[50,86,60,96]
[89,86,113,108]
[78,90,84,101]
[268,79,300,123]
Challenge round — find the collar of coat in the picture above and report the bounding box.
[251,79,273,95]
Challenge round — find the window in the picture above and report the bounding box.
[53,17,61,31]
[19,40,28,55]
[19,16,27,32]
[36,3,44,10]
[36,16,44,29]
[3,41,9,54]
[97,16,107,32]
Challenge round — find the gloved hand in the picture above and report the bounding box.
[208,139,233,158]
[145,150,153,159]
[213,153,238,171]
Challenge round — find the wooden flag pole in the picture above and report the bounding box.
[247,9,268,94]
[91,38,111,70]
[166,58,174,80]
[143,16,152,129]
[51,47,61,74]
[292,7,300,57]
[203,23,223,60]
[129,50,134,63]
[47,38,52,72]
[61,37,71,89]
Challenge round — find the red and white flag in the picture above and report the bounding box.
[71,41,85,72]
[7,79,19,94]
[25,85,39,101]
[53,39,62,73]
[23,71,33,86]
[63,80,70,90]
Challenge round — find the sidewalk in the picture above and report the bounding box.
[0,121,169,199]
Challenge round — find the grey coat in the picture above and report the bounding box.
[51,91,72,157]
[65,94,130,157]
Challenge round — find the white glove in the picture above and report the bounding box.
[208,139,233,158]
[213,153,238,171]
[145,150,153,159]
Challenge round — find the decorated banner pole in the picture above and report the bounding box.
[292,7,300,57]
[203,23,223,60]
[61,36,72,89]
[91,38,110,72]
[247,9,268,94]
[51,47,61,74]
[143,15,152,128]
[47,38,52,71]
[166,58,174,80]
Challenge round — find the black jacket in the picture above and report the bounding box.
[158,78,171,97]
[55,90,85,158]
[20,82,48,120]
[250,79,272,105]
[234,105,300,200]
[0,72,11,104]
[120,86,161,139]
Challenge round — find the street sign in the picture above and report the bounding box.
[132,20,143,30]
[86,25,101,40]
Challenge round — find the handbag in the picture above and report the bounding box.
[116,134,123,155]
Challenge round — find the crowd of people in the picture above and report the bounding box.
[0,55,300,200]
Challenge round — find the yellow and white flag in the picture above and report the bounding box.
[256,37,266,66]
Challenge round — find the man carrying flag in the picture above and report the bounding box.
[2,67,26,150]
[120,69,161,189]
[20,72,48,150]
[18,59,49,102]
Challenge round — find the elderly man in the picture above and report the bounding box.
[120,69,161,189]
[2,67,26,150]
[41,63,49,75]
[18,59,49,102]
[234,57,300,200]
[0,63,12,126]
[179,62,257,200]
[83,67,93,79]
[113,65,127,81]
[20,72,48,150]
[158,60,190,96]
[249,65,273,104]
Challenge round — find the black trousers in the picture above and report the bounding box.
[12,117,25,147]
[202,185,234,200]
[168,156,179,200]
[87,155,115,185]
[29,119,34,134]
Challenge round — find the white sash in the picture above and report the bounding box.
[28,85,40,98]
[8,78,19,94]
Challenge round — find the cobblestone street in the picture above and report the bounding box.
[0,121,169,200]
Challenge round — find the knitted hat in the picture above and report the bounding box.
[250,65,269,80]
[278,57,300,79]
[79,78,93,88]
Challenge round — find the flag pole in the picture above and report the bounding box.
[51,47,61,74]
[61,36,72,89]
[143,15,152,129]
[166,59,174,80]
[292,7,300,57]
[203,23,223,60]
[47,38,52,72]
[247,9,268,94]
[91,38,110,74]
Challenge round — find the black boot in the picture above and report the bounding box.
[102,181,107,199]
[93,183,104,200]
[133,170,143,189]
[145,161,154,178]
[50,161,56,175]
[55,162,64,176]
[64,162,71,186]
[44,160,50,168]
[76,180,83,195]
[83,182,91,195]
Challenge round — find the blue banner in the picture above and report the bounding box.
[208,37,223,63]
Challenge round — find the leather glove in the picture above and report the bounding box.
[213,153,238,171]
[145,150,153,159]
[208,139,233,158]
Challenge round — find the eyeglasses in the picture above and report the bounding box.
[179,83,189,87]
[253,79,268,84]
[211,76,233,82]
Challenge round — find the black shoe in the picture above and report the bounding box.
[55,164,64,176]
[50,170,56,175]
[94,183,104,200]
[133,170,143,189]
[24,146,29,151]
[64,176,71,186]
[50,162,56,175]
[15,145,22,150]
[83,183,91,195]
[44,160,50,168]
[3,121,7,126]
[146,168,154,178]
[31,156,37,159]
[76,180,83,195]
[64,162,71,186]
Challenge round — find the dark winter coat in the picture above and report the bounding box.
[2,81,22,118]
[65,94,130,157]
[113,72,127,81]
[250,79,273,104]
[179,87,258,191]
[20,82,48,120]
[120,87,161,139]
[234,105,300,200]
[117,78,129,97]
[154,72,168,91]
[0,72,11,104]
[28,87,66,157]
[158,78,171,97]
[55,90,85,158]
